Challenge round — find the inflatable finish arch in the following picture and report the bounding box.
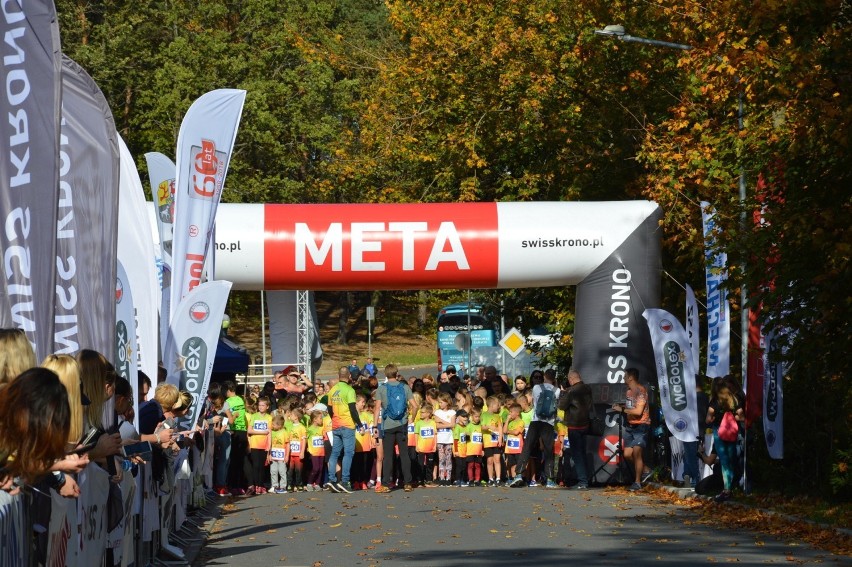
[214,201,662,400]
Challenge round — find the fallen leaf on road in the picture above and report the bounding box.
[329,523,342,528]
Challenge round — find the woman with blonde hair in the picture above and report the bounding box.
[77,349,122,463]
[0,328,36,389]
[42,354,85,448]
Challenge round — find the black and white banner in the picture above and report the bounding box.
[763,329,784,459]
[55,55,120,357]
[685,283,700,374]
[643,308,699,443]
[0,0,62,359]
[165,280,231,427]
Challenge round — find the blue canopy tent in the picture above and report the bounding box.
[213,336,250,376]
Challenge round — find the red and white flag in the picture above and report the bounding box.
[169,89,245,318]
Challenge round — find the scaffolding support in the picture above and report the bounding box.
[296,290,312,377]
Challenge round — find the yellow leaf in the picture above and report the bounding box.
[329,523,342,528]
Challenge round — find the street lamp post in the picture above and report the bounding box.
[594,23,750,434]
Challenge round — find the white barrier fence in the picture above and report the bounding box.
[1,428,216,567]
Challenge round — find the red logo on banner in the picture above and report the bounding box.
[598,435,622,465]
[190,301,210,323]
[263,203,499,290]
[192,140,220,198]
[115,278,124,304]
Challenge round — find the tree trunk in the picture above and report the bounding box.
[417,290,428,331]
[337,291,350,345]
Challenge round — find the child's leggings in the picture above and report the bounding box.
[437,444,453,480]
[307,455,324,486]
[288,457,303,487]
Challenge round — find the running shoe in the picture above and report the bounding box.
[327,481,341,493]
[403,484,413,492]
[629,482,642,491]
[375,485,391,493]
[337,481,353,494]
[274,487,287,494]
[545,479,559,489]
[509,475,526,488]
[641,469,654,483]
[528,479,538,487]
[573,484,588,490]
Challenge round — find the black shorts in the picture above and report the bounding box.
[505,454,519,468]
[484,447,501,458]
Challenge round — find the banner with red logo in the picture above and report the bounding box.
[643,308,699,443]
[118,136,159,383]
[763,328,784,459]
[169,89,245,316]
[54,55,120,357]
[164,280,232,427]
[0,0,62,359]
[701,201,730,378]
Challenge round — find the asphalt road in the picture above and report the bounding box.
[195,485,844,567]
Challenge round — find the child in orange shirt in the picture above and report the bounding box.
[268,415,289,493]
[466,409,485,486]
[415,403,438,486]
[503,403,525,480]
[247,396,272,495]
[305,410,326,491]
[353,393,375,490]
[481,396,504,486]
[287,408,307,491]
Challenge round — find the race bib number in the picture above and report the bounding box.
[290,441,302,454]
[563,438,571,450]
[270,448,286,460]
[407,424,415,434]
[253,420,268,431]
[312,437,324,448]
[438,428,451,433]
[472,433,483,444]
[490,432,499,442]
[421,428,435,437]
[459,434,468,444]
[507,437,521,449]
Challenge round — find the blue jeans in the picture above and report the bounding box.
[329,427,356,483]
[214,430,231,487]
[568,428,589,486]
[682,440,699,485]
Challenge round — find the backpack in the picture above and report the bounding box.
[535,385,558,420]
[383,381,407,421]
[718,411,738,442]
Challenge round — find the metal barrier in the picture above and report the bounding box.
[1,428,219,566]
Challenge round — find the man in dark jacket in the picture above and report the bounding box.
[560,369,593,489]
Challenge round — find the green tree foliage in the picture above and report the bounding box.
[56,0,392,204]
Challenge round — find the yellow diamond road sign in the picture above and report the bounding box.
[499,328,527,358]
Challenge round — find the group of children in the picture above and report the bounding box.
[210,377,581,495]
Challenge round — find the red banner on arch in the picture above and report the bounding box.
[263,203,500,289]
